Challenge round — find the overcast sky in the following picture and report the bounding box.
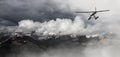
[0,0,119,36]
[0,0,119,25]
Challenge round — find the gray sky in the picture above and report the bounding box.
[0,0,120,36]
[0,0,74,25]
[0,0,119,25]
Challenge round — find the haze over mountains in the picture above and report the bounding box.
[0,0,120,57]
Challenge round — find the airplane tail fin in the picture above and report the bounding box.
[95,7,97,11]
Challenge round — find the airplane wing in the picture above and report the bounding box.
[76,11,94,13]
[96,10,110,12]
[76,10,109,13]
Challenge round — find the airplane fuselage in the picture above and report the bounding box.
[91,11,97,16]
[88,11,98,20]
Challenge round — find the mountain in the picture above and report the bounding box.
[0,32,99,57]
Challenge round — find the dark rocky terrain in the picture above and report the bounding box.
[0,33,99,57]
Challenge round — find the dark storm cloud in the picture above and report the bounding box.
[0,18,15,25]
[0,0,74,25]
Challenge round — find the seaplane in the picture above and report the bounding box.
[76,7,110,20]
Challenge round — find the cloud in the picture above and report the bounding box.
[16,16,85,35]
[0,0,74,25]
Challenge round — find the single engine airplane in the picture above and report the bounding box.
[76,7,110,20]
